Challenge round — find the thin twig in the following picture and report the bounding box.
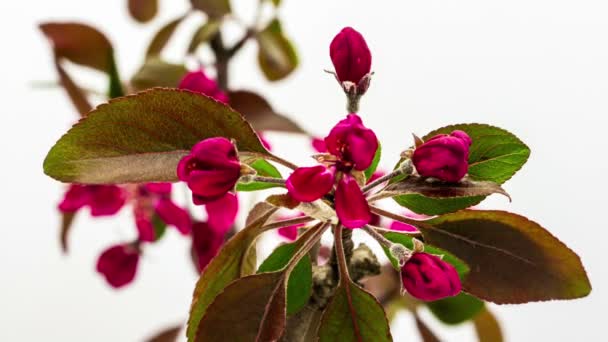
[249,176,286,185]
[361,225,395,249]
[261,216,315,231]
[333,224,350,284]
[240,152,298,170]
[369,205,426,228]
[362,169,401,194]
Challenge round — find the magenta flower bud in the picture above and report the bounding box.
[325,114,378,171]
[178,69,229,104]
[335,174,371,229]
[401,252,461,301]
[286,165,335,202]
[177,137,241,205]
[144,182,172,196]
[191,222,223,272]
[412,130,472,183]
[330,27,372,84]
[96,244,140,288]
[205,192,239,234]
[155,198,192,235]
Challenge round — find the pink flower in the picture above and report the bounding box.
[311,137,327,153]
[96,244,140,288]
[325,114,378,171]
[277,213,306,241]
[286,165,335,202]
[335,174,372,229]
[205,192,239,234]
[59,184,126,217]
[412,130,472,183]
[178,69,229,104]
[191,222,223,272]
[177,137,241,204]
[330,27,372,84]
[401,252,461,301]
[155,198,192,235]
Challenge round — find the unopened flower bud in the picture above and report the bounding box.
[400,252,461,301]
[330,27,372,86]
[412,130,472,183]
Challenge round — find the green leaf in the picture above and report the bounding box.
[131,58,187,91]
[187,203,278,341]
[151,213,167,241]
[258,242,313,315]
[44,88,268,184]
[40,22,113,72]
[228,90,307,133]
[128,0,158,23]
[107,54,124,98]
[236,159,283,191]
[392,124,530,215]
[317,280,392,342]
[364,142,381,181]
[382,232,469,281]
[420,210,591,304]
[187,20,222,54]
[427,293,484,325]
[473,307,503,342]
[371,176,509,203]
[190,0,231,18]
[146,15,186,57]
[195,272,287,342]
[257,19,298,81]
[424,124,530,184]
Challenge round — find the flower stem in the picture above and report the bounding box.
[333,224,351,284]
[361,225,394,249]
[240,152,299,170]
[262,216,315,231]
[248,176,286,185]
[369,205,425,229]
[362,169,400,194]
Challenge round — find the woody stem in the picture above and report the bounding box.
[248,176,286,185]
[361,225,394,249]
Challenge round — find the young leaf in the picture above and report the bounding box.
[257,19,299,81]
[54,58,92,117]
[392,124,530,215]
[187,20,222,54]
[420,210,591,304]
[60,212,76,253]
[317,280,392,342]
[258,242,313,315]
[131,59,187,91]
[236,159,283,191]
[370,176,509,203]
[44,88,269,184]
[187,203,277,341]
[128,0,158,23]
[414,313,441,342]
[195,272,287,342]
[146,15,186,57]
[381,231,469,280]
[40,22,113,72]
[190,0,231,18]
[426,293,484,325]
[364,142,381,181]
[228,90,306,133]
[473,307,503,342]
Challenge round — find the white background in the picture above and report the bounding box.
[1,0,607,341]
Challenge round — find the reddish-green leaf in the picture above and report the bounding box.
[190,0,231,18]
[474,307,503,342]
[426,293,484,325]
[317,280,392,342]
[414,314,441,342]
[146,325,181,342]
[228,90,306,133]
[40,22,113,72]
[128,0,158,23]
[146,16,186,57]
[44,88,268,184]
[257,19,298,81]
[196,272,287,342]
[370,176,510,202]
[131,59,187,91]
[187,19,222,54]
[420,210,591,304]
[54,58,92,117]
[187,202,277,341]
